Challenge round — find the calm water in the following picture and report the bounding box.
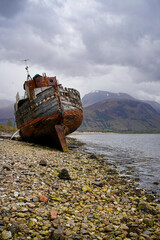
[70,133,160,197]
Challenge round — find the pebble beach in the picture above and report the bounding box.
[0,137,160,240]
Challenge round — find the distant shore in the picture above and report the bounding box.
[70,131,111,135]
[71,130,160,135]
[0,137,159,239]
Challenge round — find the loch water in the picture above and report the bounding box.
[70,133,160,197]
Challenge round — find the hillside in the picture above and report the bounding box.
[82,91,160,114]
[0,104,14,122]
[82,91,135,107]
[79,98,160,132]
[143,100,160,114]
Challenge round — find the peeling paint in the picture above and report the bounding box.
[15,74,83,151]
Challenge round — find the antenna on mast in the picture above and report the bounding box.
[22,59,32,81]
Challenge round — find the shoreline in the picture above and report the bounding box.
[69,135,160,199]
[71,131,160,135]
[0,138,160,239]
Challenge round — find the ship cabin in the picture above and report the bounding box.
[24,73,57,100]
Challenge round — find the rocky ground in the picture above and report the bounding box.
[0,137,160,240]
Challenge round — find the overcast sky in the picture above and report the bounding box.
[0,0,160,103]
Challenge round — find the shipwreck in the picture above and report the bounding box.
[14,64,83,151]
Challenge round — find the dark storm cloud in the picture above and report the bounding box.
[76,0,160,80]
[0,0,26,18]
[0,0,160,82]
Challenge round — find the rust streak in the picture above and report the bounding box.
[19,113,61,130]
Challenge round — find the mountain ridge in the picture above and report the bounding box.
[82,90,160,114]
[82,90,134,107]
[79,92,160,132]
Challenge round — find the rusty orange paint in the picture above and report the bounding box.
[50,211,58,220]
[39,195,48,203]
[55,125,68,152]
[25,80,36,100]
[19,113,61,130]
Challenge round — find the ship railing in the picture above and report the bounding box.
[59,87,80,100]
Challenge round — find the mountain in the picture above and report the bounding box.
[82,91,135,107]
[82,90,160,114]
[0,99,14,108]
[79,98,160,132]
[0,100,14,124]
[142,100,160,114]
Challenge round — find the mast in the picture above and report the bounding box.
[22,59,35,100]
[22,59,32,81]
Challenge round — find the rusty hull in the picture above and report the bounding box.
[15,82,83,151]
[19,108,83,151]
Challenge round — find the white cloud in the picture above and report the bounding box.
[0,61,25,100]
